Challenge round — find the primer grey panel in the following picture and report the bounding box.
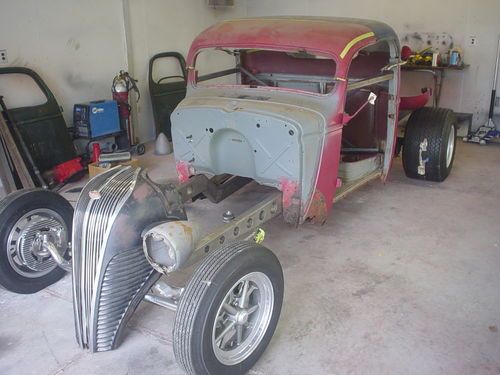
[172,96,325,207]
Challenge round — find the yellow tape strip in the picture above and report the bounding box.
[340,32,375,59]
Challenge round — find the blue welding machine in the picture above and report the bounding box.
[74,100,121,139]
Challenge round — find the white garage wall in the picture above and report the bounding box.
[125,0,246,142]
[1,0,498,143]
[0,0,245,143]
[0,0,128,125]
[242,0,500,127]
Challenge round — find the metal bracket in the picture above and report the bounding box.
[183,191,282,269]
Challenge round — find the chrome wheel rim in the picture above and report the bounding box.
[6,208,68,278]
[212,271,274,365]
[446,124,455,168]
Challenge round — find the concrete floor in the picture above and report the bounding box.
[1,141,500,375]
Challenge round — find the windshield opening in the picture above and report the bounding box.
[194,48,338,95]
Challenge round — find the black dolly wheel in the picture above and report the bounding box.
[173,241,284,375]
[403,107,457,182]
[0,189,73,294]
[136,143,146,155]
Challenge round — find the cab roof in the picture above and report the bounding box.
[187,16,398,64]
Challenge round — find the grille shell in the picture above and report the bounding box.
[72,167,181,352]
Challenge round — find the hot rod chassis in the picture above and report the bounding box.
[0,16,458,375]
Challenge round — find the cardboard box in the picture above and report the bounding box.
[88,158,140,178]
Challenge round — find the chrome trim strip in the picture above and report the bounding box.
[72,167,140,350]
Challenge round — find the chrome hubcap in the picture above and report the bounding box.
[446,124,455,168]
[212,272,274,366]
[7,209,68,278]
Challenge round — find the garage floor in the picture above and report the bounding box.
[1,141,500,375]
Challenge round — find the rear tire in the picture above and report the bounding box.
[173,241,284,375]
[402,107,456,182]
[0,189,73,294]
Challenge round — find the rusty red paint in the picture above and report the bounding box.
[176,160,190,183]
[187,17,379,82]
[177,17,404,224]
[305,129,343,220]
[279,178,298,209]
[306,189,328,224]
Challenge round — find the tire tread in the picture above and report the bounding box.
[173,241,267,375]
[403,107,456,181]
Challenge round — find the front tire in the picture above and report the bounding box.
[0,189,73,294]
[403,107,456,182]
[173,241,284,375]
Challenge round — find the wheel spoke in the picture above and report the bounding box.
[239,280,249,308]
[243,284,257,308]
[236,325,243,345]
[247,304,259,315]
[247,285,257,298]
[210,270,276,366]
[215,321,236,347]
[223,303,238,316]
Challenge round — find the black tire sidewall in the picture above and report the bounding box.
[193,247,284,375]
[438,114,456,180]
[0,190,73,294]
[403,107,456,182]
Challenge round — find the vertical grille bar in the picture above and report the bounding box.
[72,167,139,349]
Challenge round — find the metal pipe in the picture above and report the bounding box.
[347,73,393,91]
[488,38,500,120]
[493,38,500,89]
[144,294,178,311]
[341,148,380,153]
[42,239,72,272]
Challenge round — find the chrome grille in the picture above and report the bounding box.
[94,247,153,351]
[72,167,139,350]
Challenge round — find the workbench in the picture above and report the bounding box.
[402,64,469,107]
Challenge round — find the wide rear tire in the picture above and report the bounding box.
[403,107,456,182]
[173,241,284,375]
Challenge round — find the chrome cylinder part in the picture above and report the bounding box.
[151,279,183,300]
[142,220,199,274]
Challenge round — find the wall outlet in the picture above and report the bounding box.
[0,49,7,63]
[468,36,478,46]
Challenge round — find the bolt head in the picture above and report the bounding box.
[222,210,235,223]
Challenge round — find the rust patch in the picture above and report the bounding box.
[176,160,190,183]
[176,221,193,238]
[306,189,328,224]
[279,178,301,225]
[279,177,298,209]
